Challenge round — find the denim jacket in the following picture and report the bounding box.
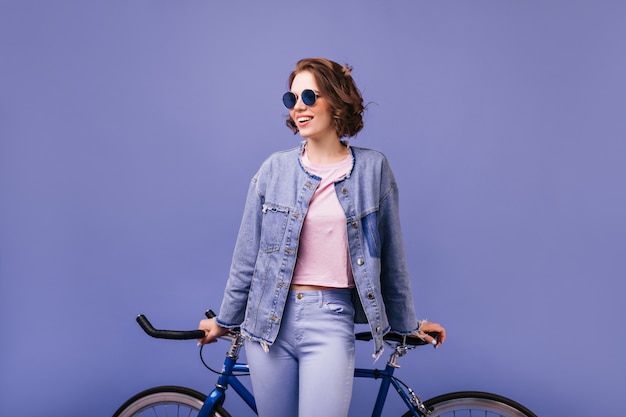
[216,143,419,357]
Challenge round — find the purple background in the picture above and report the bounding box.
[1,1,625,416]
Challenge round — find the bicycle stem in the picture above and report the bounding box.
[226,332,244,359]
[387,336,413,368]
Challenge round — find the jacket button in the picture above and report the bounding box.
[357,258,364,266]
[367,293,374,299]
[375,326,381,332]
[352,221,358,228]
[342,188,348,195]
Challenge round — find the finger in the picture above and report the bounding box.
[198,336,217,346]
[197,331,207,346]
[434,330,446,347]
[425,333,438,347]
[416,330,437,346]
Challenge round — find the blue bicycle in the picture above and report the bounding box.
[114,311,537,417]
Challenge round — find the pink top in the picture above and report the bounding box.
[292,148,355,288]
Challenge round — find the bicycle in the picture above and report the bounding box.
[114,311,538,417]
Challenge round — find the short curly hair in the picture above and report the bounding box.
[285,58,365,138]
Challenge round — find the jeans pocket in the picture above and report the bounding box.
[324,300,355,318]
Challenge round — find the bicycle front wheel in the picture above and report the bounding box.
[402,391,537,417]
[113,385,232,417]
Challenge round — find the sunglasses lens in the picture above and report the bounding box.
[282,92,297,109]
[302,89,317,106]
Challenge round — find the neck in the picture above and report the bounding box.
[304,138,348,165]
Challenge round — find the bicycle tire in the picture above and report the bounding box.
[401,391,537,417]
[113,385,232,417]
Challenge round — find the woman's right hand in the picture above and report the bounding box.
[197,318,229,344]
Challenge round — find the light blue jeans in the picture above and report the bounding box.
[245,289,356,417]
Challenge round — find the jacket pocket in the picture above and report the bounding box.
[260,203,290,252]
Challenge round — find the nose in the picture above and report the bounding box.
[293,94,307,110]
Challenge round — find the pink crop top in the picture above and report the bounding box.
[291,148,355,288]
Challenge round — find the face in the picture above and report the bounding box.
[289,71,337,141]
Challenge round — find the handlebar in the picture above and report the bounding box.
[355,331,439,346]
[136,314,207,340]
[137,311,438,346]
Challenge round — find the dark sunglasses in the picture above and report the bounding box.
[282,89,319,109]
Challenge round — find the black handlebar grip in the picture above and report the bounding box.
[136,314,206,340]
[205,309,216,319]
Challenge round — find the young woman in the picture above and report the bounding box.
[198,58,446,417]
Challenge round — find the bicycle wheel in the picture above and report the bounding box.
[402,391,537,417]
[113,385,232,417]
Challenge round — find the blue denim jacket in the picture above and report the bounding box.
[216,143,419,357]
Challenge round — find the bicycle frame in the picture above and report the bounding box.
[198,333,425,417]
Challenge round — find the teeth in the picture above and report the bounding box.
[298,117,312,123]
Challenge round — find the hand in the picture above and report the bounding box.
[412,320,446,349]
[197,318,229,345]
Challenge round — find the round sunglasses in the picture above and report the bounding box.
[282,89,319,109]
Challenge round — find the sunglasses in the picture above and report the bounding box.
[282,89,319,109]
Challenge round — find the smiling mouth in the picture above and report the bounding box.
[297,116,313,123]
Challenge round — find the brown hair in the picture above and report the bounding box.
[285,58,365,138]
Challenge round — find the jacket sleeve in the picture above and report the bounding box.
[377,160,419,334]
[215,173,263,328]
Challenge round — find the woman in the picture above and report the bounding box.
[198,58,446,417]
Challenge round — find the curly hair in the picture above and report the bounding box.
[285,58,365,138]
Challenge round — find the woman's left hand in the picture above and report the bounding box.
[413,321,446,348]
